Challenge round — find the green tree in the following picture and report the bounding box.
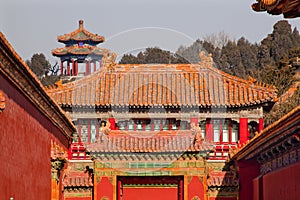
[119,47,188,64]
[26,53,60,86]
[26,53,51,79]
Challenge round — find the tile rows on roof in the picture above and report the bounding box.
[46,64,277,108]
[86,130,213,153]
[207,172,238,187]
[63,172,93,187]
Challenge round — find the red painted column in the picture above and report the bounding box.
[109,118,116,130]
[67,61,70,76]
[100,60,103,68]
[94,61,97,72]
[75,61,78,76]
[179,180,183,200]
[71,59,75,76]
[117,180,122,200]
[68,144,73,160]
[60,61,64,75]
[239,118,248,144]
[206,119,213,141]
[258,118,264,132]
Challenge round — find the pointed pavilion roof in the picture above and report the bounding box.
[252,0,300,18]
[57,20,105,44]
[45,62,278,109]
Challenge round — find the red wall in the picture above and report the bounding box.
[209,197,237,200]
[263,162,300,200]
[188,176,204,200]
[122,187,178,200]
[0,75,68,200]
[96,177,113,200]
[238,158,260,200]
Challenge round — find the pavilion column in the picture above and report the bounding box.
[94,61,97,72]
[60,61,64,76]
[71,59,75,76]
[67,61,70,76]
[86,60,91,75]
[258,118,264,133]
[75,61,78,76]
[100,60,103,68]
[239,118,249,144]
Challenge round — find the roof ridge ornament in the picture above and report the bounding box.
[199,51,214,68]
[79,20,84,30]
[103,52,117,72]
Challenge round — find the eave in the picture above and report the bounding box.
[0,32,76,143]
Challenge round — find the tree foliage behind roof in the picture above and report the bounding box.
[26,53,60,86]
[118,20,300,125]
[119,47,188,64]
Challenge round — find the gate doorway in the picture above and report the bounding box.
[117,176,184,200]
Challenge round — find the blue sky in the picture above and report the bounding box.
[1,0,299,63]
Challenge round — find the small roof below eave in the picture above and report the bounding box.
[86,130,214,153]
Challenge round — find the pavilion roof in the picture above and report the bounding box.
[46,63,278,108]
[52,45,110,57]
[57,20,105,44]
[252,0,300,18]
[86,130,214,153]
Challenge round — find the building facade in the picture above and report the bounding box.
[47,23,278,200]
[231,105,300,200]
